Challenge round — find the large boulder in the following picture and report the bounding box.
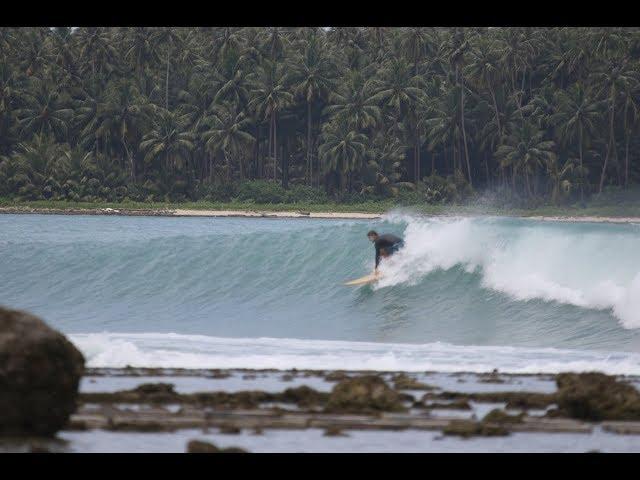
[324,375,406,413]
[0,307,85,436]
[556,372,640,421]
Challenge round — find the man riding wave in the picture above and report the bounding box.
[367,230,404,273]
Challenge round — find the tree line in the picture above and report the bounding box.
[1,27,639,205]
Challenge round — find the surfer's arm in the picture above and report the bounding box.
[375,245,380,270]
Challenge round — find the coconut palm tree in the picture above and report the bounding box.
[202,102,255,181]
[15,76,73,142]
[590,56,639,193]
[248,60,293,180]
[550,83,600,199]
[140,109,195,174]
[495,121,557,197]
[289,35,335,185]
[319,120,368,192]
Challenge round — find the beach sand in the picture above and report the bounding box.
[3,205,640,223]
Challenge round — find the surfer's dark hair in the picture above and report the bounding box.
[367,230,378,237]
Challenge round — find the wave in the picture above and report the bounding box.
[70,332,640,375]
[379,213,640,329]
[3,213,640,355]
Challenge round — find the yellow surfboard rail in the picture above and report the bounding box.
[344,271,382,286]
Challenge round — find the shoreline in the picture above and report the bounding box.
[0,206,382,220]
[2,205,640,223]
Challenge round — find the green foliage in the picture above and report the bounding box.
[2,27,640,208]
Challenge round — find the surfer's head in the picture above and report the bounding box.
[367,230,378,242]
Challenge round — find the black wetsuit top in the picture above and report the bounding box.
[374,234,404,268]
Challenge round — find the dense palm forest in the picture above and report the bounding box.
[1,27,640,207]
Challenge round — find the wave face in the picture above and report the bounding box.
[2,213,640,368]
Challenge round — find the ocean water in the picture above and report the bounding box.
[2,212,640,374]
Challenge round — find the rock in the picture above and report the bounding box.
[425,400,472,410]
[479,370,506,384]
[277,386,329,407]
[187,440,219,453]
[219,425,241,434]
[442,419,509,438]
[482,409,524,424]
[186,440,248,453]
[281,374,294,382]
[132,383,178,402]
[392,373,436,391]
[556,372,640,421]
[325,375,407,414]
[323,427,348,437]
[0,307,85,436]
[324,371,349,382]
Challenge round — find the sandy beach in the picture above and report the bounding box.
[0,206,382,220]
[3,205,640,223]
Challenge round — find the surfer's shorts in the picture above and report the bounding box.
[387,241,404,255]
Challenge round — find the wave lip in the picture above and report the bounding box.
[70,332,640,375]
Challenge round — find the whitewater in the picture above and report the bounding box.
[2,212,640,374]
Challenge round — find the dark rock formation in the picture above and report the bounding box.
[0,307,85,436]
[442,419,509,438]
[556,372,640,421]
[186,440,248,453]
[324,375,406,413]
[392,373,436,391]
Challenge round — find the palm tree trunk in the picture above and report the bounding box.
[579,127,584,201]
[484,151,490,187]
[273,112,278,181]
[165,47,170,110]
[123,138,134,181]
[255,124,260,179]
[625,132,630,189]
[268,115,273,179]
[282,138,288,189]
[460,75,472,186]
[307,101,312,186]
[489,86,502,137]
[599,103,615,194]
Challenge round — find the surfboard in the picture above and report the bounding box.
[344,272,382,286]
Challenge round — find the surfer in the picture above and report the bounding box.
[367,230,404,273]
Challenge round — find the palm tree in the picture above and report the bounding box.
[550,83,600,199]
[318,120,368,193]
[152,28,183,111]
[76,27,119,81]
[324,69,381,132]
[496,121,557,197]
[15,76,73,142]
[248,60,293,180]
[123,27,159,78]
[590,56,639,193]
[289,35,335,185]
[98,80,152,180]
[202,103,255,181]
[140,109,195,174]
[465,37,504,139]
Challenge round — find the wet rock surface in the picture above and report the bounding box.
[325,375,407,414]
[392,373,436,391]
[0,307,85,436]
[555,372,640,421]
[186,440,248,453]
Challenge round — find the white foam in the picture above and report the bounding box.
[377,214,640,328]
[69,332,640,375]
